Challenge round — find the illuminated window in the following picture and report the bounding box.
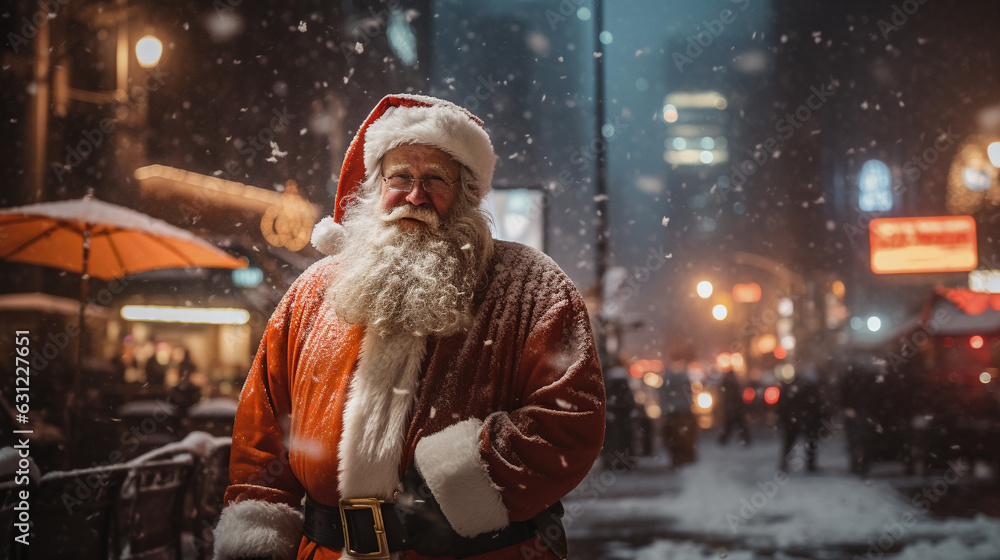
[488,189,545,252]
[387,8,418,66]
[858,159,893,212]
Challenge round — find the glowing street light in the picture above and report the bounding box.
[867,316,882,332]
[697,280,713,298]
[988,141,1000,168]
[712,304,728,321]
[695,392,713,410]
[136,35,163,68]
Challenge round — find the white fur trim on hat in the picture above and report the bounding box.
[364,96,497,198]
[311,215,346,256]
[414,418,509,538]
[213,499,303,560]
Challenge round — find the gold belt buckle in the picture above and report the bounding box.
[339,497,390,560]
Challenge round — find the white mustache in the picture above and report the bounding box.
[381,205,441,229]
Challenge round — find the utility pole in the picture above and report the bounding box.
[27,0,50,203]
[593,0,614,356]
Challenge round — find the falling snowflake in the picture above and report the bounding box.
[270,141,287,158]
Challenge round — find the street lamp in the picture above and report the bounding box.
[988,141,1000,168]
[54,28,164,109]
[712,304,728,321]
[697,280,714,298]
[135,35,163,68]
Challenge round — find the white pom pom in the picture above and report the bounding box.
[311,216,345,255]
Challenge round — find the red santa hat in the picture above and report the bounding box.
[312,94,496,255]
[338,94,496,220]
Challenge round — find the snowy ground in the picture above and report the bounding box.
[564,427,1000,560]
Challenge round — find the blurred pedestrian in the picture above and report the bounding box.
[777,351,826,472]
[171,348,201,411]
[717,367,751,446]
[112,335,140,383]
[143,342,169,392]
[660,360,697,468]
[602,359,637,470]
[841,353,913,475]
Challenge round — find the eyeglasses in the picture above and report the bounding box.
[382,173,459,195]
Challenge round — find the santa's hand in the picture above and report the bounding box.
[394,464,455,556]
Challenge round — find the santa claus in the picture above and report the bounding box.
[213,94,606,560]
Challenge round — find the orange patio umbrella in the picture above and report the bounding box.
[0,196,247,438]
[0,195,247,350]
[0,195,246,281]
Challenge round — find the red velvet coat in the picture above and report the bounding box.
[218,241,606,560]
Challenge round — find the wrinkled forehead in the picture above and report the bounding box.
[380,144,461,175]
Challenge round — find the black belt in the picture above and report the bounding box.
[304,495,538,558]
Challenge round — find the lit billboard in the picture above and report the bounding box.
[869,216,977,274]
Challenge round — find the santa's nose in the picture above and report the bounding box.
[404,182,432,206]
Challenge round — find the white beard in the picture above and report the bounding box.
[325,194,493,338]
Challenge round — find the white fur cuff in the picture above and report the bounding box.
[414,418,508,538]
[213,499,304,560]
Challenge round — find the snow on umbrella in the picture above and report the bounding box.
[0,195,246,280]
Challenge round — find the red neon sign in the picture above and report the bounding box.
[869,216,977,274]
